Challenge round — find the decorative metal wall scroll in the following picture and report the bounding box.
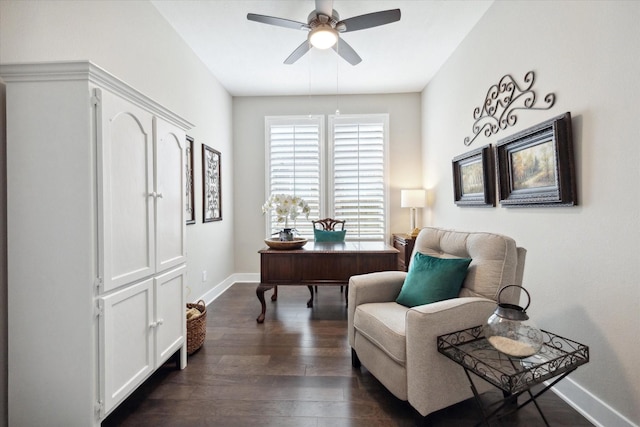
[464,71,556,146]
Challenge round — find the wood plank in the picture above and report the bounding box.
[103,284,594,427]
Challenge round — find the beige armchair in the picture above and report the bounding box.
[348,227,526,419]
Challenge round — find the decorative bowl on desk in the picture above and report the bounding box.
[264,237,308,250]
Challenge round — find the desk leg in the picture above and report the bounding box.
[306,285,314,308]
[256,284,274,323]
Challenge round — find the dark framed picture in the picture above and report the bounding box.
[185,136,195,225]
[496,112,576,207]
[452,144,495,207]
[202,144,222,222]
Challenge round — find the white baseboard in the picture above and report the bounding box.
[229,273,260,285]
[550,377,638,427]
[196,273,259,306]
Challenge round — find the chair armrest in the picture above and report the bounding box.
[347,271,406,348]
[348,271,406,306]
[404,297,497,416]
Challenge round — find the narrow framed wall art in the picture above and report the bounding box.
[202,144,222,222]
[185,135,195,224]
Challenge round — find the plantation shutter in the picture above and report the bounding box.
[329,115,388,241]
[265,116,322,238]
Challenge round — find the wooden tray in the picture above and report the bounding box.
[264,237,308,250]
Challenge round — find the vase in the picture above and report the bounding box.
[484,285,543,358]
[278,228,295,241]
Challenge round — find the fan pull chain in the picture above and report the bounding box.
[308,46,313,118]
[335,43,340,115]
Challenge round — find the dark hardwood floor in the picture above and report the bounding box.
[103,284,593,427]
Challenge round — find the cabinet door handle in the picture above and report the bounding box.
[149,321,157,329]
[157,318,164,325]
[156,192,163,199]
[149,192,157,198]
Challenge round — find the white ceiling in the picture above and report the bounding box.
[151,1,493,97]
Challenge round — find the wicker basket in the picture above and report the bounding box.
[186,300,206,355]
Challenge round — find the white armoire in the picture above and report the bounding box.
[0,61,193,426]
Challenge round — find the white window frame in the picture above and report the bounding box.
[264,115,325,237]
[328,114,390,241]
[264,113,389,241]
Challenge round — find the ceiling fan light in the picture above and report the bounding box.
[309,25,338,49]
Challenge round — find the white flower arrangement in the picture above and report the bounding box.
[262,193,310,228]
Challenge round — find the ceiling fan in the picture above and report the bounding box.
[247,0,401,65]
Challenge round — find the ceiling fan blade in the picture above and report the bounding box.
[332,38,362,65]
[284,40,311,64]
[339,9,401,32]
[315,0,334,17]
[247,13,309,31]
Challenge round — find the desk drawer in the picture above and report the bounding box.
[301,253,358,282]
[260,253,302,283]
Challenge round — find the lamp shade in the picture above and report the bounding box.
[401,189,426,208]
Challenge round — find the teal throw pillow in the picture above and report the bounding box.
[396,252,472,308]
[314,228,347,242]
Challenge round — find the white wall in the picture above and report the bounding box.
[0,0,234,307]
[422,1,640,426]
[232,93,422,273]
[0,1,234,425]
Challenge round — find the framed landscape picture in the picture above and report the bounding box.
[452,144,495,207]
[202,144,222,222]
[496,112,576,207]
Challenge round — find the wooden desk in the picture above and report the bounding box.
[256,241,398,323]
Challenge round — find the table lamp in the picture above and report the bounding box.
[401,189,426,238]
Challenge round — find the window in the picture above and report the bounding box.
[265,116,323,238]
[265,114,388,241]
[329,115,388,241]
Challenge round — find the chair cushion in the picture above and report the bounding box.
[396,253,471,308]
[414,228,519,301]
[314,228,346,242]
[353,302,409,364]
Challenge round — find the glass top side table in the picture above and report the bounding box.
[437,326,589,426]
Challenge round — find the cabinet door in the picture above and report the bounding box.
[97,88,155,292]
[154,265,186,366]
[98,279,154,415]
[154,117,186,272]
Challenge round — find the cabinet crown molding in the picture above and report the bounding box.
[0,60,194,131]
